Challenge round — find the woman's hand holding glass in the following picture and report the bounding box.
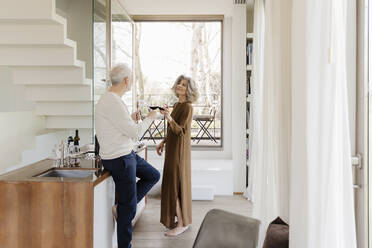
[160,104,172,123]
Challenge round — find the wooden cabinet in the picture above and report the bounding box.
[0,147,148,248]
[0,180,94,248]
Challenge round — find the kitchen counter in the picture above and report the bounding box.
[0,145,147,186]
[0,146,147,248]
[0,158,108,185]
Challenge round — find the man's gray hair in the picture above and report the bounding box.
[109,63,132,86]
[171,75,199,103]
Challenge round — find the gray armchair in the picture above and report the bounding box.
[193,209,260,248]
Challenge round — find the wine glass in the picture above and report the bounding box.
[135,98,148,147]
[137,98,145,118]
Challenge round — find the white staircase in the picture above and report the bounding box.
[0,0,92,129]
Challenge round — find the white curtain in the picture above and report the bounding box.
[246,0,292,245]
[244,0,264,202]
[290,0,357,247]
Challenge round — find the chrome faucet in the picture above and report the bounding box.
[60,141,65,167]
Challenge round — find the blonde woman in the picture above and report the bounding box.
[157,75,199,236]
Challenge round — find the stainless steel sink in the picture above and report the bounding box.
[35,169,96,178]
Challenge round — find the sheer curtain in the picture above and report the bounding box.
[290,0,356,247]
[245,0,264,202]
[247,0,356,246]
[246,0,291,245]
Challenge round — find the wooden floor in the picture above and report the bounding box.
[132,195,253,248]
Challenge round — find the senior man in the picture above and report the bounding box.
[95,64,160,248]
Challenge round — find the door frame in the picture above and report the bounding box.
[357,0,369,247]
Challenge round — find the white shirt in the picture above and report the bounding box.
[94,91,152,159]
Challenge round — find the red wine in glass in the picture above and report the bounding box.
[149,106,165,111]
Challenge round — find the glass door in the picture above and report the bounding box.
[93,0,108,104]
[93,0,134,113]
[111,0,134,112]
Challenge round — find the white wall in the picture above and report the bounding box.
[56,0,93,78]
[0,0,94,175]
[0,67,92,175]
[122,0,247,192]
[0,67,35,112]
[0,112,44,173]
[0,122,93,174]
[0,66,45,173]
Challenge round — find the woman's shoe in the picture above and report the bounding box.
[165,225,189,236]
[165,221,179,231]
[112,204,118,221]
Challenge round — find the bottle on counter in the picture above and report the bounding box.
[73,130,80,166]
[94,135,101,169]
[67,135,74,166]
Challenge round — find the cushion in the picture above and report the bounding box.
[193,209,260,248]
[262,217,289,248]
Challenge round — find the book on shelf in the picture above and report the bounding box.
[246,71,251,96]
[246,35,253,152]
[246,106,250,129]
[246,42,253,65]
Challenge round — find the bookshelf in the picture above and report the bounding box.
[246,32,253,187]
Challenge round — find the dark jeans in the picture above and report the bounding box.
[102,151,160,248]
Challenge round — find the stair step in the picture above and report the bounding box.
[25,85,92,101]
[36,101,92,116]
[11,65,87,84]
[0,1,60,23]
[0,45,78,66]
[14,79,91,86]
[46,116,92,129]
[0,23,67,45]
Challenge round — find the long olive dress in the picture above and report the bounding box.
[160,101,193,228]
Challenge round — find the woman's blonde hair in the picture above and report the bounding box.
[171,75,199,103]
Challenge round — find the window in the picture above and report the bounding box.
[135,20,223,147]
